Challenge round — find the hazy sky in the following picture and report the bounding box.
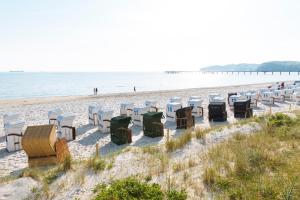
[1,0,300,72]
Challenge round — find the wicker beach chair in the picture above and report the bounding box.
[143,112,164,138]
[22,125,70,167]
[110,116,132,145]
[176,106,195,129]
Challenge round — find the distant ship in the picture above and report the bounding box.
[9,70,24,72]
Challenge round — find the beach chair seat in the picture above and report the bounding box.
[208,102,227,122]
[48,109,62,125]
[110,116,132,145]
[57,115,76,141]
[176,107,195,129]
[97,109,113,133]
[143,112,164,138]
[88,105,102,126]
[22,125,70,167]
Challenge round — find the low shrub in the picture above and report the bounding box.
[93,177,187,200]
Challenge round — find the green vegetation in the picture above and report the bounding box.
[86,156,106,172]
[203,113,300,199]
[93,177,187,200]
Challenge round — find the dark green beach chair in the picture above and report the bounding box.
[143,112,164,138]
[110,116,132,145]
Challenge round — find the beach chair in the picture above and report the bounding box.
[261,91,275,105]
[22,125,70,167]
[166,102,182,122]
[145,100,158,112]
[110,116,132,145]
[120,102,134,117]
[88,105,102,126]
[228,93,237,104]
[233,99,253,118]
[283,89,293,100]
[272,90,285,102]
[228,94,241,107]
[48,109,62,125]
[208,102,227,122]
[57,115,76,141]
[169,96,182,103]
[292,92,300,104]
[176,107,195,129]
[244,92,258,107]
[97,109,113,133]
[187,98,203,118]
[209,93,225,103]
[3,113,25,152]
[133,106,148,127]
[143,112,164,137]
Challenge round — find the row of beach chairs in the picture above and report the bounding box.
[3,82,300,158]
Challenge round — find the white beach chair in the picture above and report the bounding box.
[120,102,134,117]
[3,113,25,152]
[88,105,102,126]
[228,95,241,107]
[133,106,148,126]
[145,100,158,112]
[48,109,62,125]
[292,92,300,104]
[209,93,225,103]
[57,114,76,141]
[166,102,182,122]
[169,97,182,103]
[261,91,275,105]
[188,98,203,117]
[97,109,113,133]
[244,92,258,107]
[283,89,293,100]
[272,90,285,102]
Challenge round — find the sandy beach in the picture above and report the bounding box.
[0,82,297,178]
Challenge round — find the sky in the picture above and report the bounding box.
[0,0,300,72]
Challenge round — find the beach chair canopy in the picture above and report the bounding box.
[111,116,131,131]
[22,125,57,158]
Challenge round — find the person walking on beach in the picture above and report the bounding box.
[95,88,98,95]
[93,88,95,95]
[134,86,136,92]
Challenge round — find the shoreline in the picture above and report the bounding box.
[0,81,279,106]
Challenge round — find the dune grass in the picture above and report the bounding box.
[166,129,193,152]
[203,113,300,199]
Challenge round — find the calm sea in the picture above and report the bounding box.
[0,72,299,100]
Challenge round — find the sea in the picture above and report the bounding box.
[0,72,299,100]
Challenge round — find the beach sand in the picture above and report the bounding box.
[0,82,297,178]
